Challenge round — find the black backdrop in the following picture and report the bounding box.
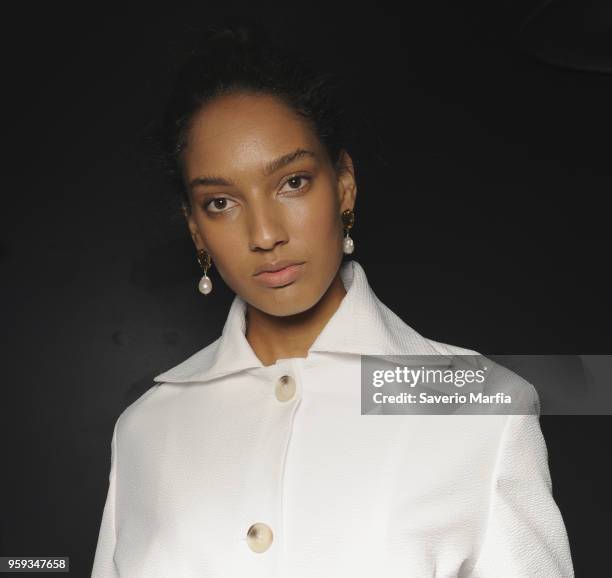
[2,1,610,576]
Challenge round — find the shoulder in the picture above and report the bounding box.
[423,336,541,415]
[152,337,221,383]
[424,337,481,357]
[114,337,221,441]
[112,383,164,447]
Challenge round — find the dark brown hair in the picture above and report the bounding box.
[153,20,351,214]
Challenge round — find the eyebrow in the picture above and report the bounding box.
[189,148,317,190]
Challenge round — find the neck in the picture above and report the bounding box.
[245,271,347,367]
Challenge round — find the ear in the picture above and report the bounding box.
[182,202,208,253]
[335,149,357,213]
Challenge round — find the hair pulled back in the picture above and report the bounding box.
[156,22,349,214]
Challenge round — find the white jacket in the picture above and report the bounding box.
[92,259,574,577]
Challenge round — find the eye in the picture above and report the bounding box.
[280,175,311,194]
[203,197,238,214]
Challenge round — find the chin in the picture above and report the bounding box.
[256,287,318,317]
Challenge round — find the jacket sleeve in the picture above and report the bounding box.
[91,417,121,578]
[470,392,574,577]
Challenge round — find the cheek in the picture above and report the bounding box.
[194,219,241,274]
[293,191,340,241]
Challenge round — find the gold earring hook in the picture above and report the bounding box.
[197,249,211,272]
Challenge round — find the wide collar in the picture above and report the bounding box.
[153,259,445,385]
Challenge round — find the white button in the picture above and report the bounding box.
[246,522,273,553]
[275,374,296,402]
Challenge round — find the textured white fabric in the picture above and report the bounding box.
[92,259,574,577]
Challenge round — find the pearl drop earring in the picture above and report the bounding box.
[342,209,355,254]
[197,249,213,295]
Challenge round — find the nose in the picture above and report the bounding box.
[247,202,289,252]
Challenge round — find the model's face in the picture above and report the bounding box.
[181,93,356,316]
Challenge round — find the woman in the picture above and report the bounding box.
[92,24,574,577]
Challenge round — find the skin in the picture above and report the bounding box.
[181,92,357,366]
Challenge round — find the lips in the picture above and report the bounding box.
[254,260,304,276]
[253,263,305,288]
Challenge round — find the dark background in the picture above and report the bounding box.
[2,1,610,575]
